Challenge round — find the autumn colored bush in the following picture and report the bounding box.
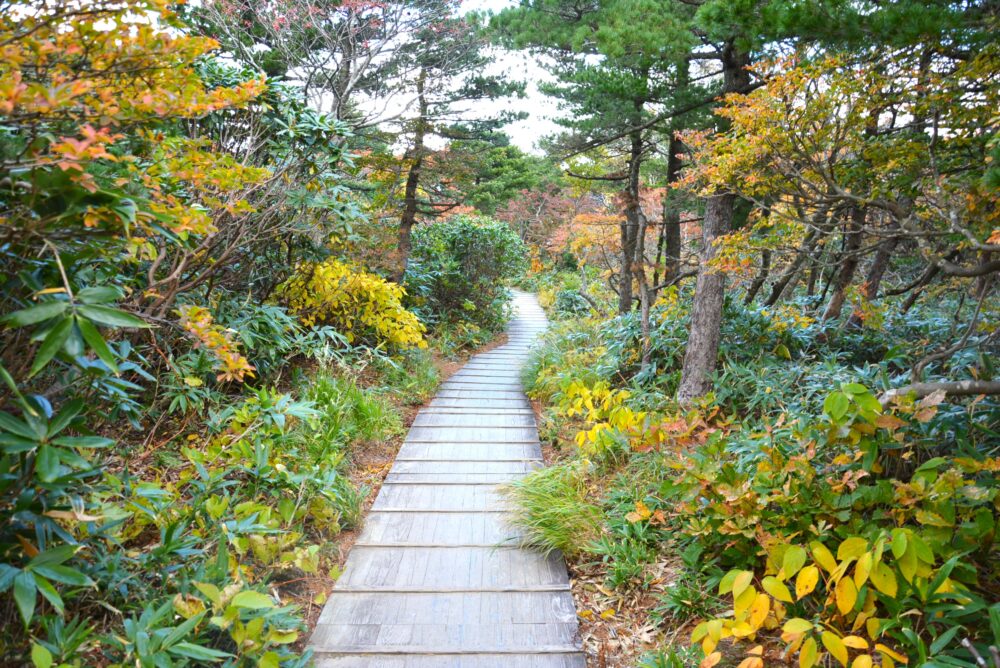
[277,258,427,350]
[515,273,999,667]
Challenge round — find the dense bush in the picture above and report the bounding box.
[277,258,427,350]
[404,215,528,335]
[514,263,1000,668]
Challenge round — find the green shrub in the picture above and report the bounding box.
[504,463,602,559]
[404,215,528,334]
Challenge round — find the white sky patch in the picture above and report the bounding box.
[460,0,563,154]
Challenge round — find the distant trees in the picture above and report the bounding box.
[496,0,999,401]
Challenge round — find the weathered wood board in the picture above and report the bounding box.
[309,292,584,667]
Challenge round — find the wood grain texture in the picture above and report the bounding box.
[309,292,584,666]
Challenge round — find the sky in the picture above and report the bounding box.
[461,0,564,153]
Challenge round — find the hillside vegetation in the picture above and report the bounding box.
[1,0,998,666]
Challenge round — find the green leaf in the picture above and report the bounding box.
[823,391,850,421]
[52,435,114,449]
[27,544,78,569]
[76,286,121,305]
[77,316,119,373]
[31,643,53,668]
[33,564,93,587]
[29,318,72,377]
[230,590,275,609]
[1,301,68,327]
[0,412,38,440]
[76,305,148,329]
[162,611,205,647]
[0,434,39,453]
[46,399,84,438]
[169,642,232,662]
[36,445,61,482]
[34,574,64,614]
[841,383,868,395]
[929,624,961,655]
[0,564,18,590]
[13,570,36,625]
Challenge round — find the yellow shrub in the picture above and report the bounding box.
[278,259,426,349]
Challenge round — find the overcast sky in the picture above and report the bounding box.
[462,0,563,153]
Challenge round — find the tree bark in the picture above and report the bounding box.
[618,125,644,314]
[655,134,683,288]
[745,248,770,305]
[821,205,865,321]
[847,221,900,327]
[676,44,751,402]
[395,67,428,283]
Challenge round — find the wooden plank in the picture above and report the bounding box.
[336,546,570,589]
[314,654,586,668]
[308,291,581,664]
[316,591,578,625]
[358,511,525,545]
[412,413,536,427]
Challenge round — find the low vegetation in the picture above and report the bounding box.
[515,264,998,668]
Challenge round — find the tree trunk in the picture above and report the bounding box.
[821,205,865,321]
[395,68,428,283]
[744,248,770,305]
[676,44,751,402]
[847,221,900,327]
[618,126,644,314]
[764,208,826,306]
[655,134,683,288]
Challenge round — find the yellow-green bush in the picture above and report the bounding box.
[278,259,426,349]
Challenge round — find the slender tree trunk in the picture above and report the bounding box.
[745,248,770,305]
[395,68,428,283]
[655,134,683,288]
[677,44,751,402]
[618,126,644,314]
[821,205,865,321]
[847,221,900,327]
[637,210,653,372]
[764,207,827,306]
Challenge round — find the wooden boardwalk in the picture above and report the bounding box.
[310,291,585,667]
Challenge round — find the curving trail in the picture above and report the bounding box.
[310,290,585,667]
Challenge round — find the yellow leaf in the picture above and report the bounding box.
[735,585,758,617]
[800,636,818,668]
[810,541,838,573]
[762,576,794,603]
[795,565,820,600]
[733,570,754,598]
[172,593,205,619]
[852,655,874,668]
[838,537,868,562]
[701,652,722,668]
[600,608,616,619]
[836,576,859,615]
[748,593,770,629]
[737,657,764,668]
[866,618,883,640]
[854,552,872,587]
[875,644,908,664]
[783,546,808,578]
[869,563,897,597]
[823,631,849,667]
[784,618,814,634]
[843,636,869,650]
